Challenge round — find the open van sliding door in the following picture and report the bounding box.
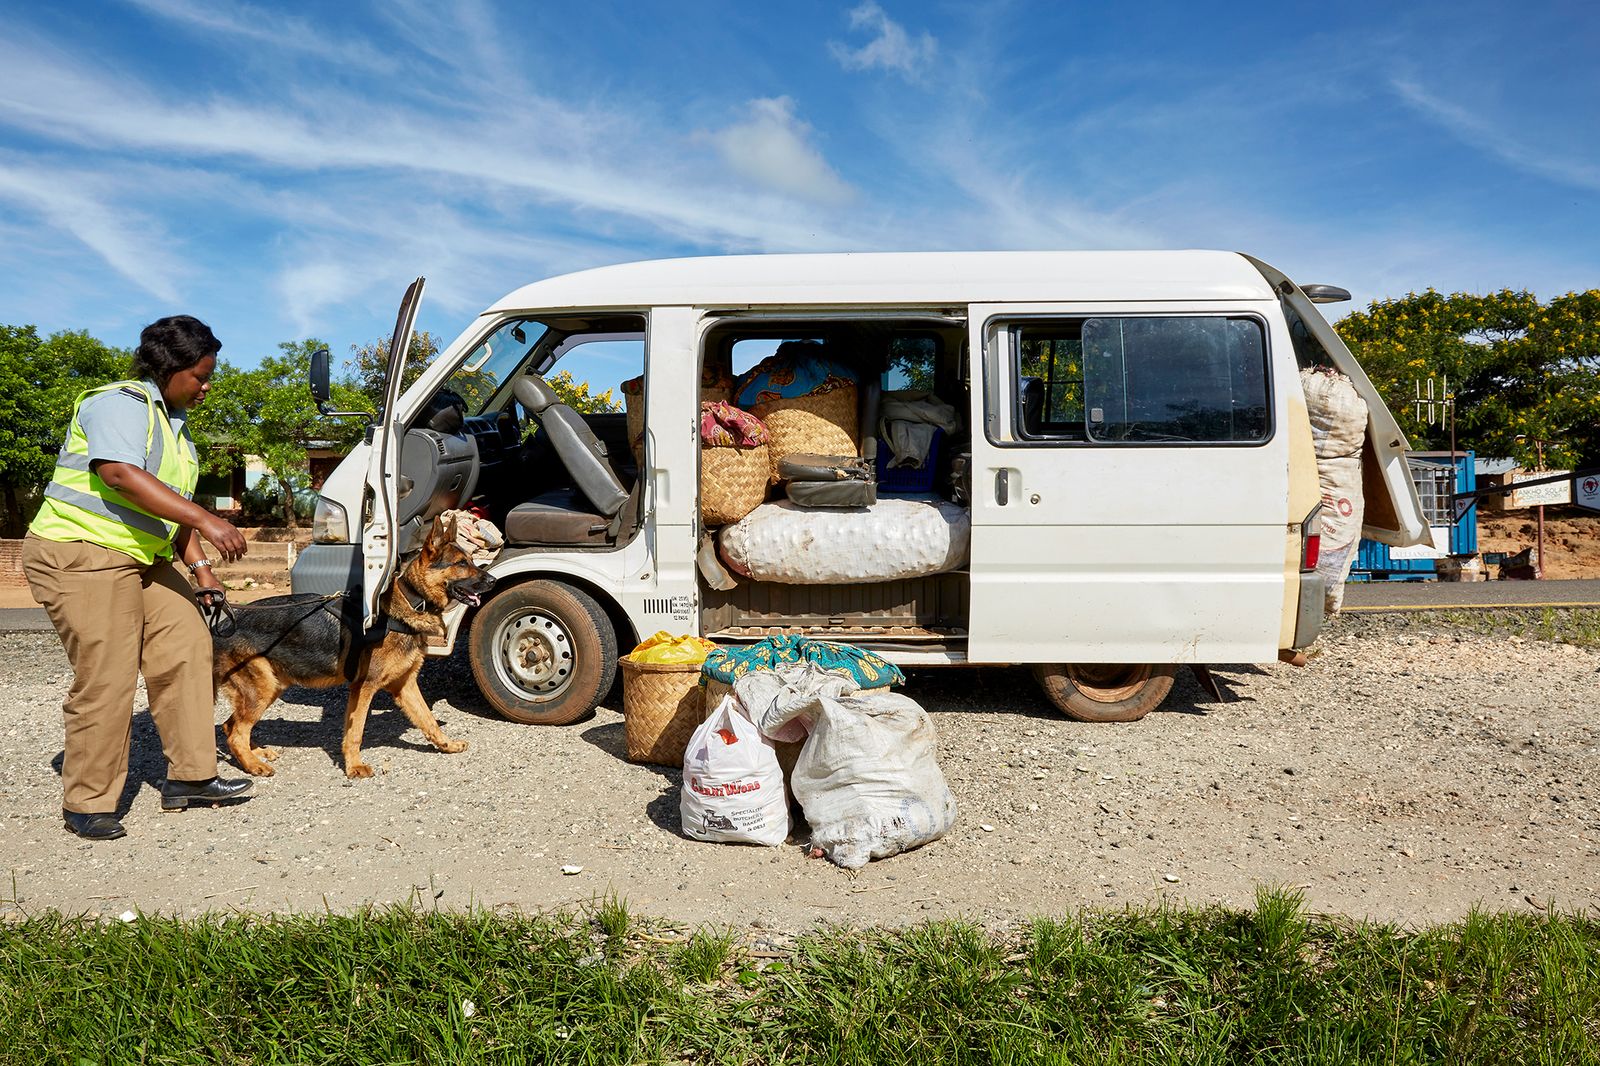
[358,278,425,632]
[965,304,1290,665]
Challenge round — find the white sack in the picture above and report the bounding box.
[736,665,957,870]
[680,697,790,847]
[719,498,970,584]
[1299,367,1368,460]
[1317,453,1365,614]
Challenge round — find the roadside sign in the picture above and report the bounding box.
[1578,474,1600,514]
[1508,470,1572,509]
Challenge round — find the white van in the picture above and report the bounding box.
[293,251,1429,724]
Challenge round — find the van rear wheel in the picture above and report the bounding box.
[1032,663,1178,723]
[469,580,616,726]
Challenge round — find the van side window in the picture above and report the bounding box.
[886,335,938,391]
[1010,316,1270,444]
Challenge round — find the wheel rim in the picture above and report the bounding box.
[1063,663,1155,703]
[491,608,576,702]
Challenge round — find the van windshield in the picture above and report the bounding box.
[447,318,551,415]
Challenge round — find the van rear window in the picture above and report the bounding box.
[1013,316,1269,444]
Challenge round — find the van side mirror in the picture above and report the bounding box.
[308,347,370,421]
[1301,284,1351,304]
[310,348,332,412]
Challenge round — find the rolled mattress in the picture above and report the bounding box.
[718,498,970,584]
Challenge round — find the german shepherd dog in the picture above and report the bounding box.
[213,514,495,779]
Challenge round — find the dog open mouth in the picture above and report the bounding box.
[448,576,495,608]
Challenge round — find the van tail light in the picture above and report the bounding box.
[1300,503,1323,573]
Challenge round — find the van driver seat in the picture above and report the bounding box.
[505,374,631,546]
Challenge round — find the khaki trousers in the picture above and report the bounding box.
[22,535,218,814]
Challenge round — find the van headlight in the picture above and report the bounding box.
[312,498,349,543]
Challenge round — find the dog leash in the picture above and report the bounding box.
[194,589,345,639]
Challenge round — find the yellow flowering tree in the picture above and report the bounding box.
[1335,289,1600,468]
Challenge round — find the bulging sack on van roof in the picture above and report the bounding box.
[718,498,969,584]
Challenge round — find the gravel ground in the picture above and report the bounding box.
[2,617,1597,931]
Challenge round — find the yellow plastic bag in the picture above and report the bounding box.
[628,631,717,665]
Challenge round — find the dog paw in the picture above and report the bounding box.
[345,762,375,779]
[252,747,281,762]
[437,739,468,754]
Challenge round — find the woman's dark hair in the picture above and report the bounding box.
[132,315,221,385]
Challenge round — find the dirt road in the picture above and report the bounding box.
[2,617,1596,931]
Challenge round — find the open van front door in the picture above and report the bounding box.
[1243,255,1431,548]
[358,277,425,632]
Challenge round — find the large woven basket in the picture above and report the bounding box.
[622,658,706,766]
[751,385,859,481]
[701,443,769,527]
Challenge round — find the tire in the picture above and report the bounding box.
[1031,663,1178,723]
[468,579,617,725]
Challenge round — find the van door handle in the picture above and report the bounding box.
[995,468,1009,506]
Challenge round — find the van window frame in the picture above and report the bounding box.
[983,311,1276,450]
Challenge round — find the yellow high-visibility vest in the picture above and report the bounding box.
[30,380,200,565]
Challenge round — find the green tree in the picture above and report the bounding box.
[0,326,130,535]
[1335,289,1600,469]
[545,369,621,414]
[188,340,371,527]
[348,330,441,412]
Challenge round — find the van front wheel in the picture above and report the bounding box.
[469,580,616,726]
[1031,663,1178,723]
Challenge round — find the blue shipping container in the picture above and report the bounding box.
[1350,451,1475,581]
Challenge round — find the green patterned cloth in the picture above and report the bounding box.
[700,635,904,690]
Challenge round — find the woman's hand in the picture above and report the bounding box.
[196,513,247,562]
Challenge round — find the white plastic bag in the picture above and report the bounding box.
[679,697,790,847]
[738,665,957,869]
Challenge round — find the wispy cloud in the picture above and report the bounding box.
[1391,77,1600,194]
[829,2,937,83]
[0,159,183,303]
[704,97,855,207]
[0,37,864,254]
[120,0,397,72]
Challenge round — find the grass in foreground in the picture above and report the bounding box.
[1341,606,1600,648]
[2,888,1598,1064]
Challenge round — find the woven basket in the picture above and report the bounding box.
[701,443,769,526]
[621,658,706,766]
[751,385,858,481]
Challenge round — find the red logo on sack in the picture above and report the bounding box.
[688,775,762,798]
[1337,498,1354,517]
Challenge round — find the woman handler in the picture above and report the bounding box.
[24,315,254,840]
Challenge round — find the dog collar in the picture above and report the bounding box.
[397,578,430,613]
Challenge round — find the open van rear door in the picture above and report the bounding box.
[358,277,425,632]
[1243,255,1431,548]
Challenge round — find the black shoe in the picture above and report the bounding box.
[63,809,127,840]
[160,776,254,811]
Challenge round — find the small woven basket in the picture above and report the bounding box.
[621,658,706,766]
[701,442,770,526]
[751,385,859,481]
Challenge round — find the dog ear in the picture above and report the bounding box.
[425,512,459,556]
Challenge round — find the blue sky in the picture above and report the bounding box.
[1,0,1596,392]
